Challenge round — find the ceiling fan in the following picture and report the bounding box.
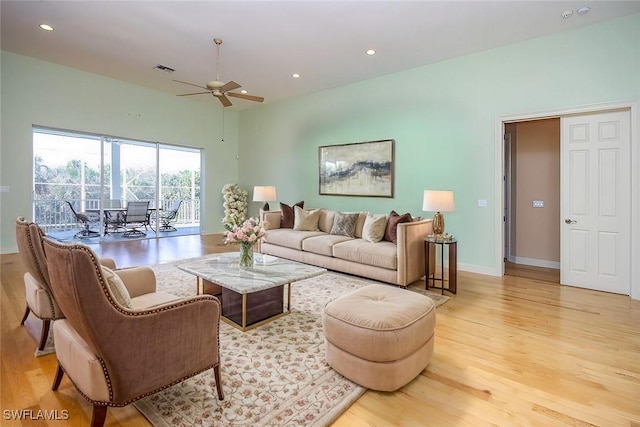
[173,38,264,107]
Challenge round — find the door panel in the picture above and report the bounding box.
[561,110,630,294]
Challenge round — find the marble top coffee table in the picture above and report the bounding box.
[178,252,326,331]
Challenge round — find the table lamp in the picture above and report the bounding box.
[422,190,455,236]
[253,186,277,211]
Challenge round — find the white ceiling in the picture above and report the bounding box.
[2,1,640,110]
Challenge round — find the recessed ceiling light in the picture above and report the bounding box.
[365,49,376,56]
[39,24,54,31]
[576,6,590,15]
[292,73,301,79]
[561,9,574,19]
[240,90,248,94]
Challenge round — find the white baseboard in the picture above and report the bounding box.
[458,263,501,276]
[513,256,560,269]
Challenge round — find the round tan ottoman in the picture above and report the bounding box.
[322,284,436,391]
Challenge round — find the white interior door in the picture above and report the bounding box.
[560,110,631,294]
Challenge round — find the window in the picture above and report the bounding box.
[33,127,202,240]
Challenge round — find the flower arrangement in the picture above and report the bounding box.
[221,183,248,231]
[223,217,267,245]
[224,217,268,268]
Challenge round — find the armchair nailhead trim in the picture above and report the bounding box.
[58,360,220,407]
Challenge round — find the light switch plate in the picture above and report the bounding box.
[533,200,544,208]
[478,199,487,207]
[0,186,9,193]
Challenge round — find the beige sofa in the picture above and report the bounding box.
[259,209,433,288]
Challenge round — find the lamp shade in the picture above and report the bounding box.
[252,186,277,202]
[422,190,455,213]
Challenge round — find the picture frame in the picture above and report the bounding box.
[318,139,394,197]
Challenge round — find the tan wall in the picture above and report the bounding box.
[514,118,560,262]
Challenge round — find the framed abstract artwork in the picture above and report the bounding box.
[318,139,394,197]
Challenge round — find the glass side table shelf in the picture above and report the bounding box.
[424,236,457,294]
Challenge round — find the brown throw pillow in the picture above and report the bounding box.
[280,201,304,228]
[384,210,412,244]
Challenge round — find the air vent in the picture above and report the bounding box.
[154,64,175,73]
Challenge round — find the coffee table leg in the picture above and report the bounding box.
[242,294,247,329]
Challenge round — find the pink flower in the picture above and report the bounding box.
[224,217,267,245]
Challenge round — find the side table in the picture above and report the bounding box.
[424,237,457,294]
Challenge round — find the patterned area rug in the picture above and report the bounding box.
[134,262,449,427]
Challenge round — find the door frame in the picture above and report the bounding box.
[494,100,639,300]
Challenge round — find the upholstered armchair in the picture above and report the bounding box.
[42,238,224,427]
[15,217,117,351]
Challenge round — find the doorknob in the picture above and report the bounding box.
[564,218,577,224]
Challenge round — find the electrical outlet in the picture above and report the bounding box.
[533,200,544,208]
[0,186,9,193]
[478,199,487,207]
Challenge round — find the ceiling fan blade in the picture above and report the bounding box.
[219,81,241,92]
[217,94,232,107]
[177,91,212,96]
[227,92,264,103]
[173,79,208,90]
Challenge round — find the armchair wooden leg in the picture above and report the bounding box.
[38,319,51,351]
[91,405,108,427]
[213,364,224,400]
[52,362,64,390]
[20,305,30,325]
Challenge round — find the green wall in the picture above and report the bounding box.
[2,14,638,270]
[0,51,239,253]
[238,13,640,274]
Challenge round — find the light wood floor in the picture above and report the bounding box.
[2,235,639,426]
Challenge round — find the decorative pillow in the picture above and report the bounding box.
[354,212,367,238]
[101,266,132,309]
[330,212,360,237]
[280,201,304,228]
[384,210,412,244]
[362,213,388,243]
[293,206,321,231]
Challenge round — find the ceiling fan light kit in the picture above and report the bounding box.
[174,37,264,107]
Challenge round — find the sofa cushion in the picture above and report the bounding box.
[330,212,359,237]
[294,206,321,231]
[264,228,325,250]
[384,210,412,244]
[280,201,304,228]
[318,209,336,233]
[130,291,183,310]
[302,234,354,256]
[332,239,398,270]
[362,213,388,243]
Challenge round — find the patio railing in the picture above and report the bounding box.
[34,198,200,233]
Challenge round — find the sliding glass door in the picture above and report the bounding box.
[33,127,202,241]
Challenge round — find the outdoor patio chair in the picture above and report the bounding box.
[159,200,182,232]
[42,237,223,427]
[65,201,100,238]
[121,201,150,238]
